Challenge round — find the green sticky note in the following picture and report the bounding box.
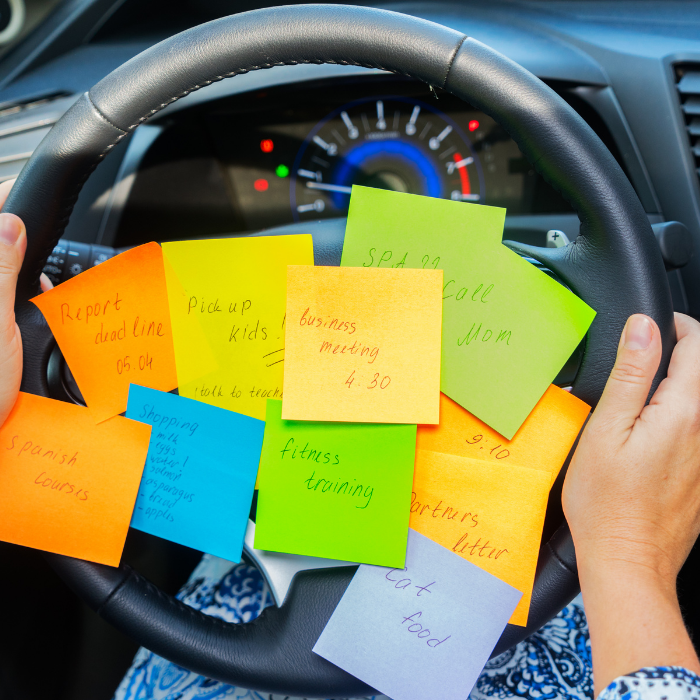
[341,187,596,439]
[255,400,416,567]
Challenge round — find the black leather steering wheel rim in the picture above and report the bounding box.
[5,5,674,696]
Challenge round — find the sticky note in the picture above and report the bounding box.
[255,399,416,566]
[341,186,596,438]
[127,385,264,561]
[417,388,590,488]
[411,449,550,626]
[31,243,177,423]
[0,392,151,566]
[162,235,314,421]
[282,266,442,424]
[313,528,521,700]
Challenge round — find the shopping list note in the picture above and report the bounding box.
[282,265,442,424]
[0,392,151,566]
[31,242,177,423]
[417,387,590,488]
[341,186,596,438]
[411,449,550,626]
[255,399,416,566]
[162,235,314,421]
[314,529,521,700]
[126,385,264,561]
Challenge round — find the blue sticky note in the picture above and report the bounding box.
[126,385,264,562]
[313,529,522,700]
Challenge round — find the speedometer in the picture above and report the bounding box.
[290,96,485,221]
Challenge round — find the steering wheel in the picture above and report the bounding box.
[6,5,674,697]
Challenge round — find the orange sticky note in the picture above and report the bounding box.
[411,449,550,626]
[0,392,151,566]
[417,387,590,488]
[32,243,178,422]
[282,266,442,424]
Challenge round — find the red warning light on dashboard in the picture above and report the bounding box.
[254,178,269,192]
[260,139,274,153]
[468,120,480,132]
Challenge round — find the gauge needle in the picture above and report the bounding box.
[306,182,353,194]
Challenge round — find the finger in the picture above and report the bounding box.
[0,213,26,336]
[593,314,662,434]
[0,178,15,211]
[39,273,53,292]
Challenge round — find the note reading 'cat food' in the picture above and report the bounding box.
[0,392,151,565]
[282,265,442,424]
[31,242,177,423]
[314,528,521,700]
[255,399,416,566]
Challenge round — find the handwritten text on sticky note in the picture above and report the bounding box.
[31,243,177,423]
[341,186,596,438]
[162,235,314,421]
[255,399,416,566]
[313,529,521,700]
[411,449,550,626]
[0,392,151,565]
[417,387,590,487]
[282,266,442,424]
[127,385,264,562]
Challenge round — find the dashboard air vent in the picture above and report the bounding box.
[675,64,700,187]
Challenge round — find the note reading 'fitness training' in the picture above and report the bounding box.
[255,399,416,567]
[0,392,151,566]
[313,529,521,700]
[341,187,596,438]
[411,449,550,626]
[31,242,178,423]
[127,385,264,562]
[282,265,443,424]
[162,235,314,421]
[417,388,590,488]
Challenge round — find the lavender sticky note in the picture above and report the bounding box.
[313,529,522,700]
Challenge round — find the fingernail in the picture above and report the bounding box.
[624,315,653,350]
[0,214,21,246]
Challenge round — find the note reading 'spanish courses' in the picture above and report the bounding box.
[255,399,416,567]
[411,449,551,626]
[417,387,590,488]
[282,265,442,424]
[313,528,521,700]
[341,186,596,438]
[0,392,151,566]
[162,235,314,421]
[127,385,264,562]
[31,242,178,423]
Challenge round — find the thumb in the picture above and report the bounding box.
[0,213,26,344]
[594,314,662,432]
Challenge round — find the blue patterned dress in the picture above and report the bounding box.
[113,555,696,700]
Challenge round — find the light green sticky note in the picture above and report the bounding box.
[255,400,416,567]
[341,186,596,439]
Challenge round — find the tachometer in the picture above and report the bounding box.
[290,96,485,221]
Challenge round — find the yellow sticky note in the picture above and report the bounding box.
[411,449,550,626]
[0,392,151,566]
[417,388,590,488]
[162,235,314,420]
[31,243,178,423]
[282,266,442,424]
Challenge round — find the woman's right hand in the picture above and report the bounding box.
[564,312,700,693]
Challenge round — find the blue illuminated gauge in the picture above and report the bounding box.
[290,96,485,221]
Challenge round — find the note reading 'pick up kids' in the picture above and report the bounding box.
[0,392,151,566]
[313,529,521,700]
[341,186,596,439]
[411,449,550,626]
[282,265,442,424]
[127,385,264,562]
[162,235,314,421]
[418,387,590,488]
[31,242,178,423]
[255,399,416,567]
